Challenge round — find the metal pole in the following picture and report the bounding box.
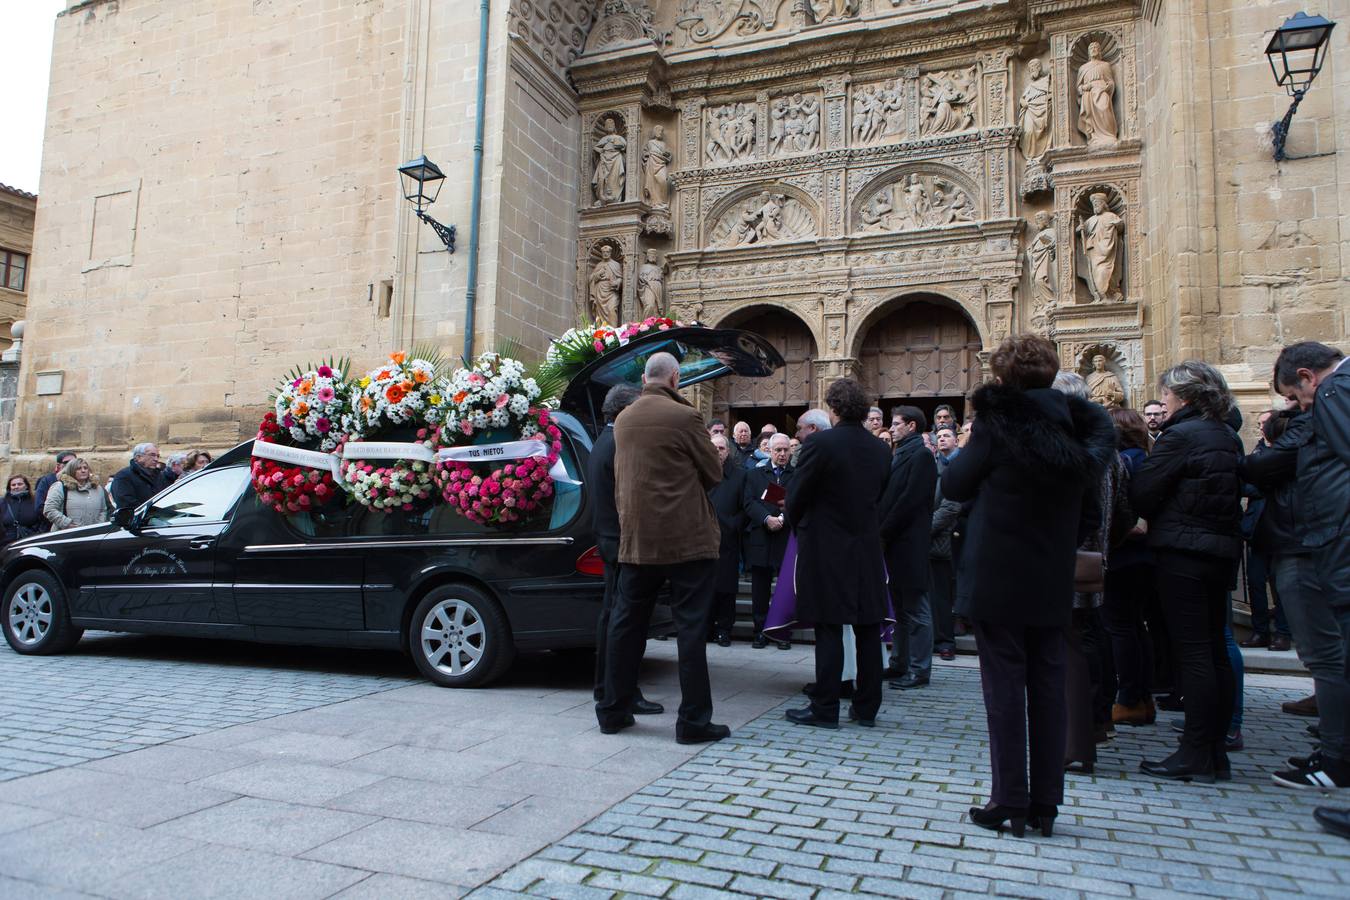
[463,0,490,360]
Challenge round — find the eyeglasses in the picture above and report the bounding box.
[1143,411,1164,418]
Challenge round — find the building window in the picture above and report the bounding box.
[0,250,26,293]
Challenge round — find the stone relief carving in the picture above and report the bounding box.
[591,116,627,206]
[857,173,975,233]
[706,102,758,165]
[641,125,672,207]
[810,1,860,24]
[1075,190,1125,303]
[583,0,666,54]
[637,249,666,318]
[852,80,907,145]
[769,93,821,155]
[1075,41,1119,148]
[587,244,624,324]
[1026,210,1056,330]
[920,67,978,136]
[674,0,784,46]
[711,191,817,247]
[1018,58,1052,162]
[1085,353,1126,407]
[508,0,589,81]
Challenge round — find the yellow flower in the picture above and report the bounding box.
[429,394,442,406]
[359,376,371,388]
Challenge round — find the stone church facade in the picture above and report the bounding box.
[12,0,1348,464]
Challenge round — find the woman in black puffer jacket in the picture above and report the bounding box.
[1131,361,1244,783]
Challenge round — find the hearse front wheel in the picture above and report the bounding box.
[409,584,513,687]
[2,570,83,655]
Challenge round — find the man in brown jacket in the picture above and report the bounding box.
[596,352,731,744]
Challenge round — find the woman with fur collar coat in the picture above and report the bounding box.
[942,335,1108,839]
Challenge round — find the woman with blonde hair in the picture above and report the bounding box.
[43,458,112,530]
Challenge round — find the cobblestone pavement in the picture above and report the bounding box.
[473,659,1349,900]
[0,633,416,780]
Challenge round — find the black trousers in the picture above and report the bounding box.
[811,622,883,723]
[597,559,716,734]
[750,566,775,634]
[711,591,736,636]
[1160,570,1235,767]
[1064,608,1113,764]
[974,620,1067,808]
[594,558,650,703]
[1101,564,1154,706]
[930,557,956,651]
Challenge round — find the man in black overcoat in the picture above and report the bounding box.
[784,379,892,728]
[880,406,938,689]
[707,434,745,646]
[587,384,662,715]
[741,433,794,648]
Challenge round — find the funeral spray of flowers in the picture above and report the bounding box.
[433,352,562,527]
[274,362,350,452]
[538,316,692,397]
[249,361,353,514]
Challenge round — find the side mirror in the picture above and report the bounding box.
[112,506,139,531]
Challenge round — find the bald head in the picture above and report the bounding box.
[643,352,680,389]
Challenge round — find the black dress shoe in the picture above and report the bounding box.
[847,706,875,727]
[676,723,731,745]
[881,663,906,679]
[1156,693,1185,712]
[786,707,839,729]
[1064,761,1094,775]
[889,674,929,690]
[1313,806,1350,839]
[713,632,731,647]
[775,640,792,650]
[967,802,1027,837]
[1027,803,1057,837]
[599,714,635,735]
[1140,754,1215,784]
[752,635,768,649]
[632,698,664,716]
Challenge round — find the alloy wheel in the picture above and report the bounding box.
[420,597,487,677]
[9,582,53,646]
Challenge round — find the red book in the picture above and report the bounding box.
[761,481,786,505]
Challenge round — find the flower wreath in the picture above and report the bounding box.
[250,413,343,515]
[275,362,348,452]
[250,362,352,514]
[340,427,438,512]
[539,316,693,389]
[432,352,561,527]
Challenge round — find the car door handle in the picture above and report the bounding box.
[189,537,215,550]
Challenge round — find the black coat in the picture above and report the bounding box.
[1297,361,1350,552]
[1130,404,1244,562]
[708,458,746,593]
[877,432,937,591]
[941,384,1103,628]
[1242,410,1311,558]
[110,461,169,512]
[0,494,43,545]
[742,463,794,570]
[785,422,892,625]
[586,425,621,563]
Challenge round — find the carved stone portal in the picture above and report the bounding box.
[711,191,817,247]
[858,173,975,233]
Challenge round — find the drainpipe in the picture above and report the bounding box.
[463,0,490,361]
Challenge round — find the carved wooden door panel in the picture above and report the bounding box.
[715,311,817,408]
[859,300,980,399]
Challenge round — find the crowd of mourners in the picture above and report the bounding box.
[588,337,1350,843]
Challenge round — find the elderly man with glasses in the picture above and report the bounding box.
[110,443,171,512]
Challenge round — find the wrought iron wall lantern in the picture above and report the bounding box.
[1264,11,1337,161]
[398,155,457,252]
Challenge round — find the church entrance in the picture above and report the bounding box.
[857,295,982,423]
[714,308,817,434]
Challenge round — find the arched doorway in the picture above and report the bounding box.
[714,308,817,434]
[857,295,981,423]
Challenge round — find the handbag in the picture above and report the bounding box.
[1074,549,1104,594]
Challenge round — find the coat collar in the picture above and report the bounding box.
[641,383,691,406]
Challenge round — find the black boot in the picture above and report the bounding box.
[1027,803,1058,837]
[967,802,1027,837]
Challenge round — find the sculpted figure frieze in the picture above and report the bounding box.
[1086,354,1126,407]
[1018,58,1052,162]
[1076,191,1124,303]
[1076,42,1119,148]
[1026,210,1057,327]
[852,80,907,145]
[857,173,976,233]
[769,93,821,156]
[810,0,860,24]
[591,117,626,206]
[588,245,623,324]
[637,249,666,318]
[641,125,671,208]
[711,190,817,247]
[706,102,757,165]
[920,67,978,136]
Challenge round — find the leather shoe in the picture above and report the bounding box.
[1238,632,1269,648]
[1313,806,1350,839]
[881,663,906,679]
[1112,701,1153,727]
[889,674,929,690]
[1156,693,1185,712]
[599,714,635,735]
[752,635,768,649]
[938,647,956,661]
[1140,755,1215,784]
[676,723,731,745]
[775,640,792,650]
[847,706,875,727]
[1283,694,1318,717]
[632,698,664,716]
[786,706,839,729]
[714,632,731,647]
[1271,634,1292,652]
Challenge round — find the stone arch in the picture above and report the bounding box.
[704,182,821,248]
[850,292,984,409]
[710,303,821,414]
[851,163,982,233]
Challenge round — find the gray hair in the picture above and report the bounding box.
[768,432,791,449]
[167,452,188,468]
[868,406,883,418]
[710,433,728,449]
[131,442,156,461]
[798,409,831,431]
[644,352,679,383]
[1159,360,1235,421]
[601,384,641,424]
[1052,370,1089,399]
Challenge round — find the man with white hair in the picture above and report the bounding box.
[597,352,731,745]
[796,408,830,441]
[110,442,170,511]
[742,432,795,649]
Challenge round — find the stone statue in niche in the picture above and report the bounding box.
[1076,192,1124,303]
[1018,58,1052,161]
[641,125,671,208]
[920,68,977,135]
[811,0,860,23]
[591,117,627,206]
[637,249,665,319]
[853,80,906,145]
[1087,354,1126,408]
[771,93,820,155]
[588,245,623,324]
[1026,211,1057,321]
[706,102,757,165]
[1076,42,1119,148]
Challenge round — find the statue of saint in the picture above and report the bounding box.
[637,250,665,319]
[1086,355,1126,408]
[588,245,623,324]
[1077,192,1124,302]
[900,174,932,229]
[641,125,671,208]
[592,117,627,206]
[1026,211,1057,314]
[1076,42,1118,148]
[1018,58,1052,161]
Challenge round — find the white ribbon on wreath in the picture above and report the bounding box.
[340,442,437,464]
[435,440,580,485]
[251,441,342,478]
